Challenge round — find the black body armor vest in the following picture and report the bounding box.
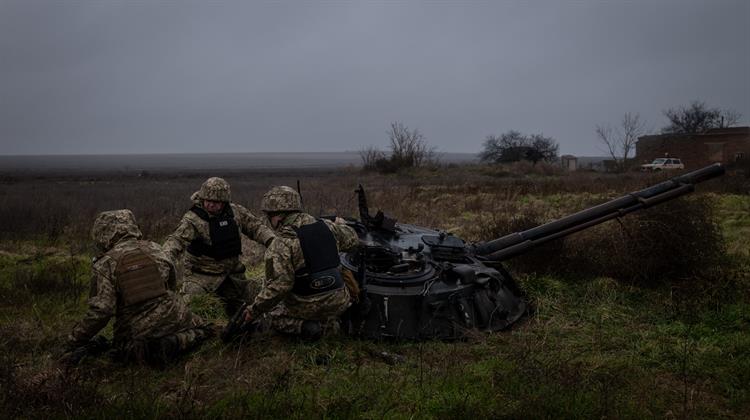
[292,220,344,296]
[187,205,242,260]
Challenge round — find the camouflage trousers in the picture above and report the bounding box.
[262,288,351,335]
[181,269,250,317]
[119,325,214,365]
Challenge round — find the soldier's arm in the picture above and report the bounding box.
[250,238,296,316]
[67,262,117,348]
[235,204,275,246]
[162,215,197,264]
[324,219,360,252]
[165,259,178,290]
[146,242,179,290]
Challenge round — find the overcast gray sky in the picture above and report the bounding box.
[1,0,748,156]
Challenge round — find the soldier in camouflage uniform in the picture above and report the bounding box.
[243,186,359,340]
[163,177,275,317]
[62,210,212,365]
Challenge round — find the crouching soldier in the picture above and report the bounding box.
[163,177,275,317]
[239,186,359,341]
[61,210,212,366]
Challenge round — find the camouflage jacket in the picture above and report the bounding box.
[163,202,275,275]
[250,213,359,316]
[68,238,201,348]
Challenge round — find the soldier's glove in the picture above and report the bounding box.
[59,336,110,367]
[243,306,254,324]
[221,302,253,343]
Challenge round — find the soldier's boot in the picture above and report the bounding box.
[300,320,323,342]
[146,335,180,366]
[177,326,215,351]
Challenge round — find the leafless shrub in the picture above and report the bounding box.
[559,196,728,285]
[359,146,386,172]
[388,121,435,168]
[462,193,727,285]
[360,122,437,173]
[480,130,559,165]
[463,198,564,273]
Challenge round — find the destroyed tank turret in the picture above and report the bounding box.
[338,163,725,340]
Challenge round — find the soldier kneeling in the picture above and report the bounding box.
[234,186,359,341]
[61,210,213,366]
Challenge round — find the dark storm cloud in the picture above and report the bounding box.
[1,1,748,155]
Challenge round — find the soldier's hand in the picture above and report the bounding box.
[334,217,347,225]
[221,304,253,343]
[243,307,254,323]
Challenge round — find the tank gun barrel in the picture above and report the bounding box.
[474,163,725,262]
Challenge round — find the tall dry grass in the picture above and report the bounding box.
[0,164,735,242]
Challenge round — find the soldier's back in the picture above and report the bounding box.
[104,239,198,346]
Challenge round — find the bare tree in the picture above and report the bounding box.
[360,122,436,173]
[528,134,559,164]
[479,130,558,164]
[662,100,741,134]
[359,145,386,171]
[386,121,435,168]
[596,112,646,172]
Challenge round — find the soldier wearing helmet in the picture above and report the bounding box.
[239,186,359,341]
[62,210,212,366]
[163,177,275,317]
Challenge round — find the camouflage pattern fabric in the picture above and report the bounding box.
[67,210,211,362]
[250,212,359,335]
[192,176,232,202]
[260,185,303,213]
[163,202,274,281]
[163,179,274,315]
[182,270,251,317]
[261,304,342,335]
[90,209,143,252]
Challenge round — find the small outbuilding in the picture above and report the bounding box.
[560,155,578,171]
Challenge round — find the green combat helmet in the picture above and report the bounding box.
[192,177,231,202]
[261,186,302,213]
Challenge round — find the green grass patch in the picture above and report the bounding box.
[714,194,750,257]
[2,187,749,418]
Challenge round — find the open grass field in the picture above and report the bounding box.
[1,163,748,419]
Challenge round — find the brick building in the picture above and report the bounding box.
[636,127,749,169]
